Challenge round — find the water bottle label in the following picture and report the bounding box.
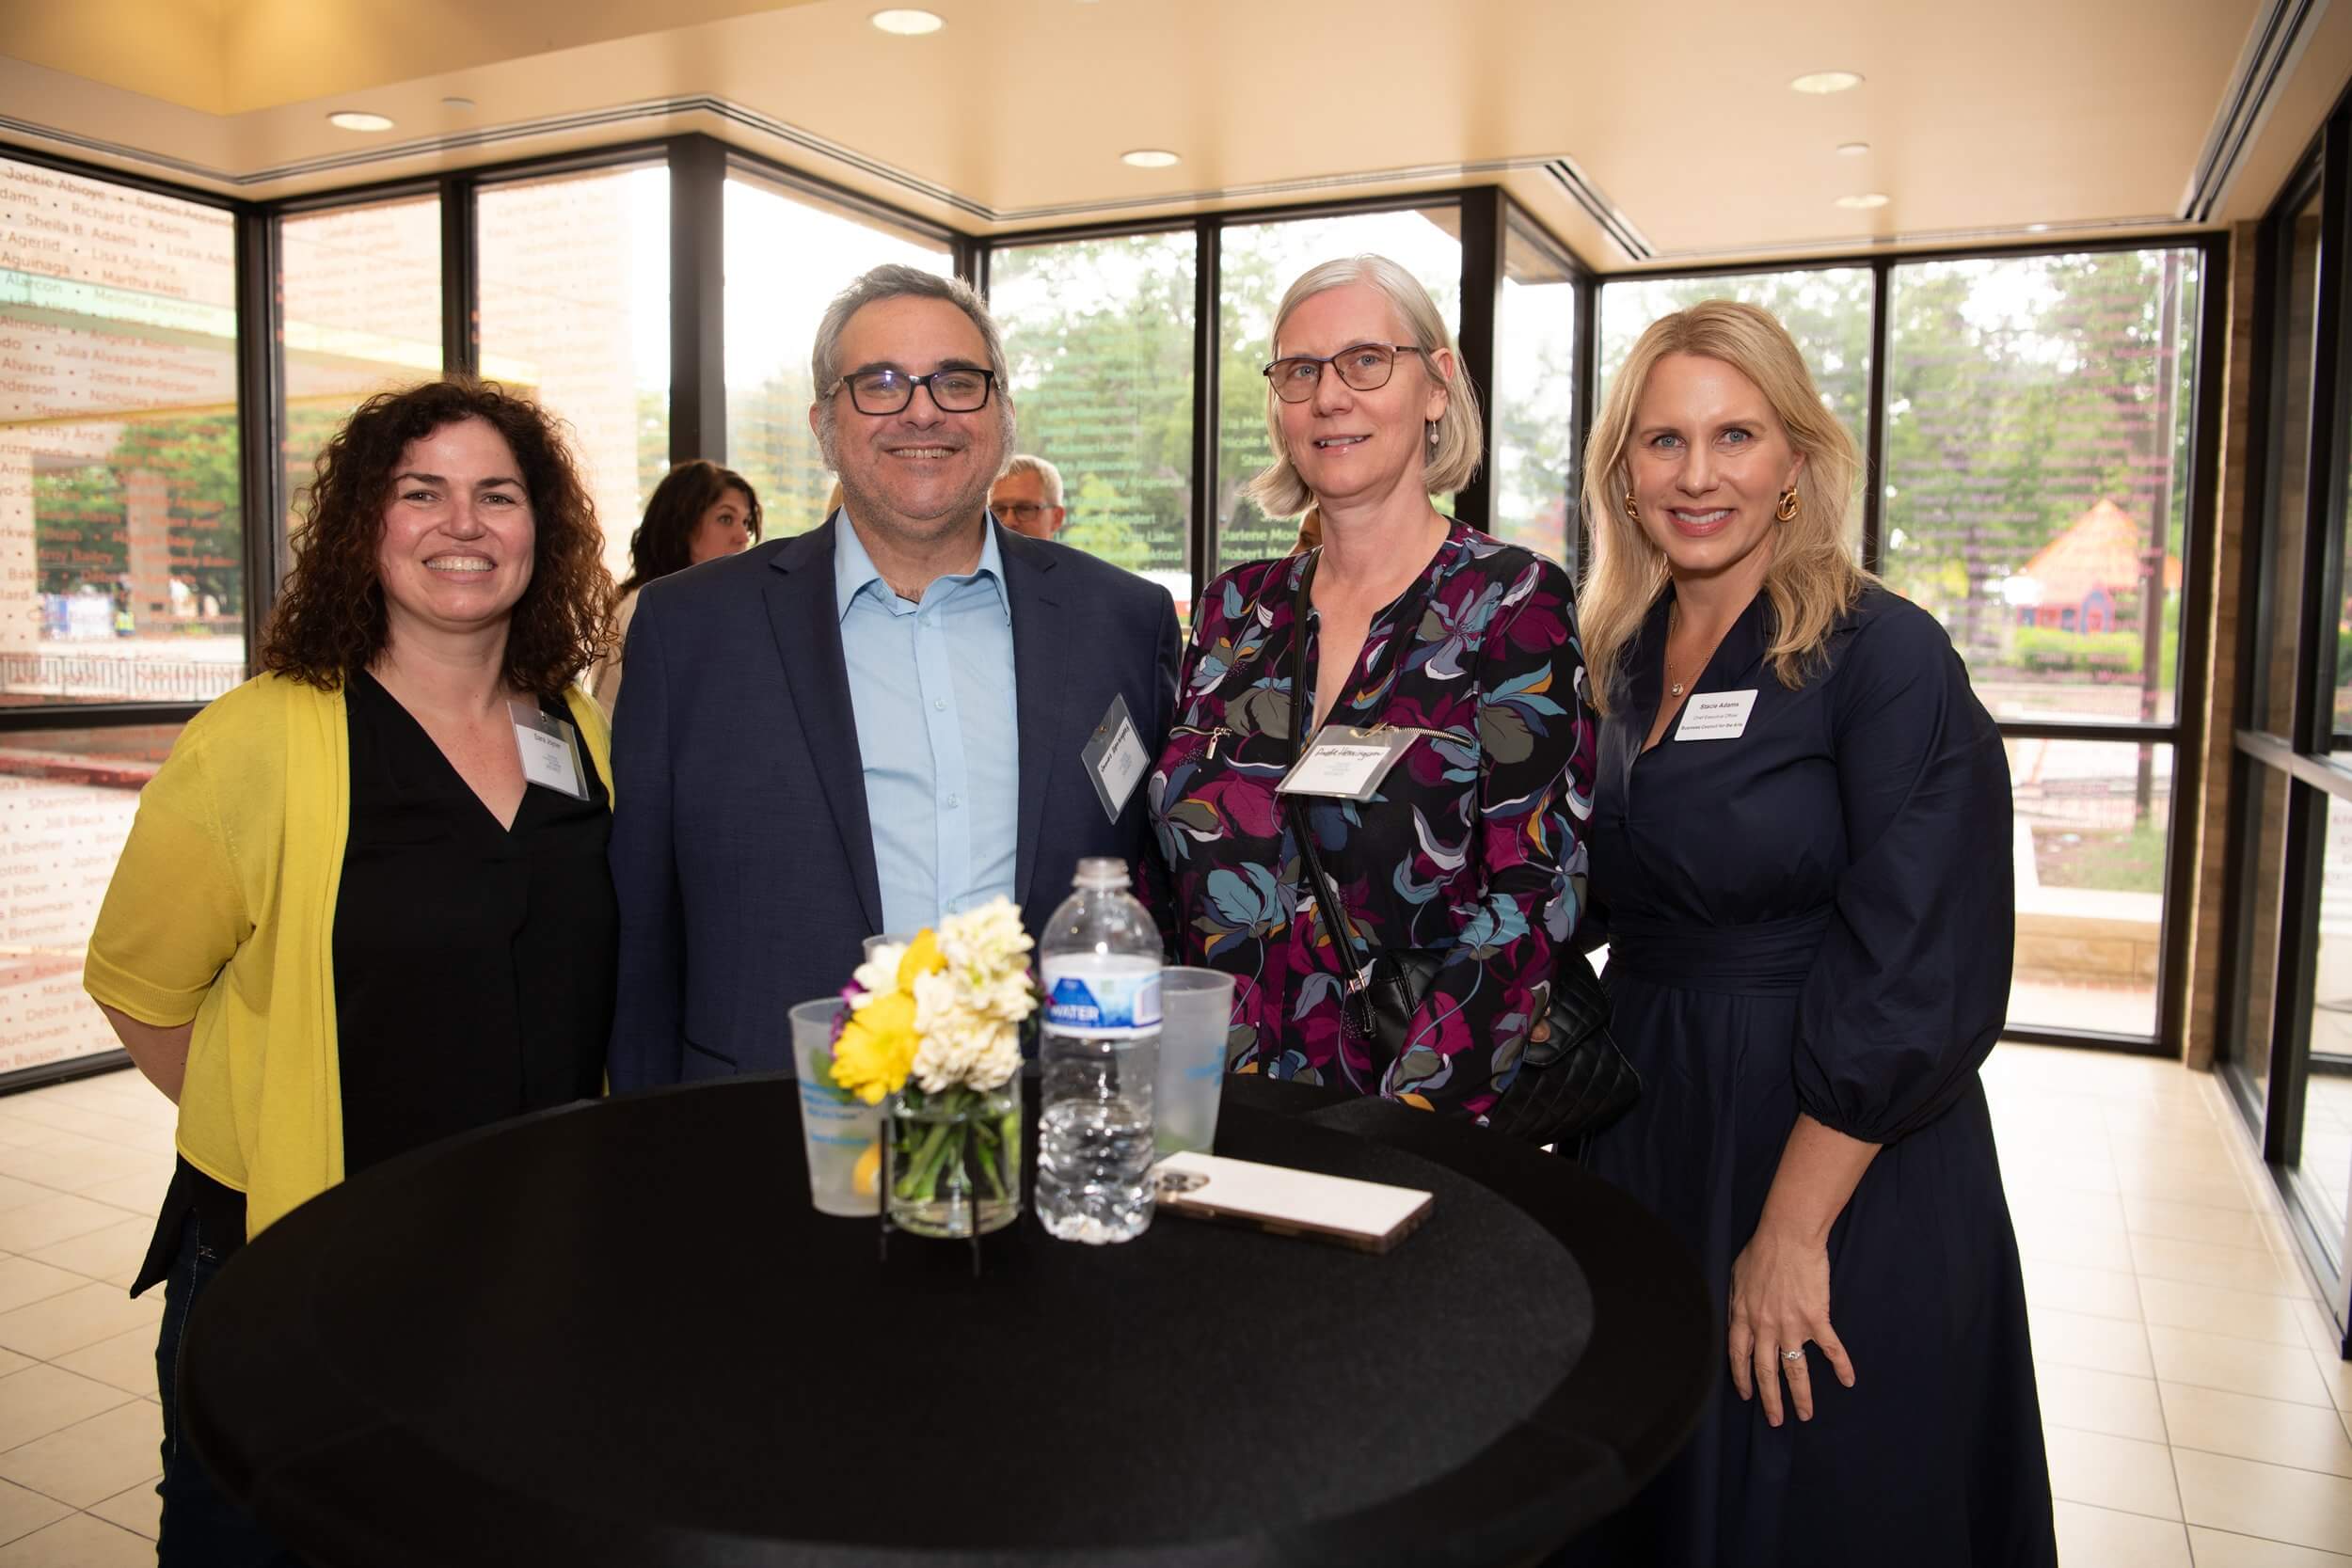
[1041,959,1162,1038]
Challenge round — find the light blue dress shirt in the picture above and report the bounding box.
[834,514,1021,936]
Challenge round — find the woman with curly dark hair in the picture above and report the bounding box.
[83,377,620,1565]
[588,458,761,714]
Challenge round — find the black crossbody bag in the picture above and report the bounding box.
[1281,556,1639,1149]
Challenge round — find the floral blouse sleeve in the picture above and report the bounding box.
[1147,524,1597,1122]
[1372,550,1593,1117]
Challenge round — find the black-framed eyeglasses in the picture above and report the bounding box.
[832,366,998,416]
[1262,342,1428,403]
[993,500,1055,521]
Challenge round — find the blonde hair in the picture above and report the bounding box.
[1245,255,1484,518]
[1579,299,1867,715]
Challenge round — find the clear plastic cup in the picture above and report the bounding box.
[862,932,917,963]
[1153,967,1235,1156]
[790,998,883,1216]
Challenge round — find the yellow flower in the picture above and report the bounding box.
[897,928,946,990]
[851,1141,881,1196]
[832,990,918,1103]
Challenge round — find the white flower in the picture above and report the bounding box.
[851,942,906,1000]
[938,897,1032,976]
[912,1016,1020,1093]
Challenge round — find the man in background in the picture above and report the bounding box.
[990,453,1067,541]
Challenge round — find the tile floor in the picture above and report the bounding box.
[0,1068,173,1567]
[0,1046,2341,1563]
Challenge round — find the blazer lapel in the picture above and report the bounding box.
[1001,525,1067,909]
[765,520,884,934]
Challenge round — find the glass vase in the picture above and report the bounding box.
[883,1084,1022,1239]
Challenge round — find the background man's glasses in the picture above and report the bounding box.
[834,367,997,416]
[994,501,1052,521]
[1262,342,1429,404]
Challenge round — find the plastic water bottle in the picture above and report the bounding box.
[1037,857,1162,1244]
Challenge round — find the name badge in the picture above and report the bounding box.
[1674,689,1758,743]
[508,702,588,800]
[1081,693,1152,824]
[1275,726,1426,801]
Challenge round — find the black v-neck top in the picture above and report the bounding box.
[331,670,616,1178]
[134,673,618,1295]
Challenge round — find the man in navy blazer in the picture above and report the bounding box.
[607,265,1181,1087]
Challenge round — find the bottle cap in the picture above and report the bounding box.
[1073,856,1132,889]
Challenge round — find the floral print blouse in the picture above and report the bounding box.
[1146,521,1597,1119]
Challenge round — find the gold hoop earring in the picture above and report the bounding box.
[1625,491,1640,522]
[1776,486,1800,522]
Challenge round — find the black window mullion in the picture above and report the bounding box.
[1454,187,1504,531]
[1862,256,1892,575]
[439,176,478,377]
[2271,778,2329,1164]
[234,203,283,673]
[667,135,728,468]
[1189,217,1219,611]
[1573,254,1598,576]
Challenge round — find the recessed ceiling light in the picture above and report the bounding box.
[326,111,395,133]
[441,96,475,110]
[870,8,944,34]
[1791,71,1864,95]
[1121,149,1181,168]
[1835,193,1890,210]
[1836,141,1870,156]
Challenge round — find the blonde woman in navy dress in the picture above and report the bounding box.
[1571,301,2054,1565]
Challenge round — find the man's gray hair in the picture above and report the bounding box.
[996,453,1065,508]
[812,264,1016,467]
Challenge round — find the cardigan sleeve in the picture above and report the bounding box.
[84,725,253,1027]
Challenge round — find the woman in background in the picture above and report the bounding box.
[1572,301,2051,1565]
[590,459,761,714]
[87,378,620,1565]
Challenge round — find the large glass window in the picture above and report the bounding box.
[1492,216,1580,566]
[280,195,443,530]
[0,726,177,1073]
[2264,191,2324,740]
[1598,267,1872,550]
[723,169,951,539]
[2235,764,2296,1116]
[1883,250,2201,725]
[478,164,670,579]
[1216,207,1462,573]
[2006,736,2174,1038]
[991,230,1195,612]
[0,155,244,705]
[2299,793,2352,1266]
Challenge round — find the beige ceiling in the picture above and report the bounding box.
[0,0,2344,269]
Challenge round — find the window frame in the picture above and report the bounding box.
[0,129,2232,1090]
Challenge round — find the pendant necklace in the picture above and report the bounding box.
[1665,603,1692,699]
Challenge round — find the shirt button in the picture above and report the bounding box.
[933,698,946,711]
[946,794,961,809]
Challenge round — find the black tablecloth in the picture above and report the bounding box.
[184,1074,1710,1567]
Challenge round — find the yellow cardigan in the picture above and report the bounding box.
[83,673,612,1239]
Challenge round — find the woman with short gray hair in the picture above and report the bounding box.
[1146,254,1596,1117]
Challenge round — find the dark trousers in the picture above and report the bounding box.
[153,1210,305,1568]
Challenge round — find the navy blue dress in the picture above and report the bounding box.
[1579,586,2055,1567]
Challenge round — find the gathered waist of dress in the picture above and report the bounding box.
[1603,909,1832,998]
